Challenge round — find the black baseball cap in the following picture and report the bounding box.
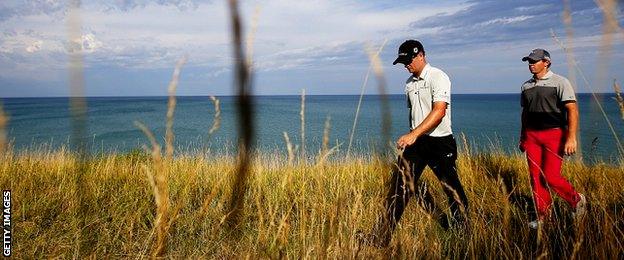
[393,40,425,65]
[522,48,551,62]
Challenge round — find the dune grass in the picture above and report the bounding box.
[2,146,623,258]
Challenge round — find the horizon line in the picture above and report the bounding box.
[0,92,617,99]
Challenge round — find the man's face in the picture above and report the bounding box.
[404,53,425,74]
[528,59,549,75]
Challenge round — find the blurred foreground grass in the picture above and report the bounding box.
[1,147,623,258]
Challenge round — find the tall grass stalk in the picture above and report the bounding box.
[208,96,221,135]
[317,117,341,166]
[562,0,577,89]
[365,41,392,153]
[561,0,583,161]
[300,88,306,161]
[321,116,330,156]
[166,58,186,160]
[135,121,170,257]
[594,0,622,34]
[550,29,624,157]
[226,0,254,229]
[613,79,624,120]
[283,132,295,165]
[594,0,621,94]
[66,0,87,156]
[66,1,89,257]
[246,6,261,72]
[347,41,387,156]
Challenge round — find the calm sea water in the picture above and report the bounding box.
[2,94,623,163]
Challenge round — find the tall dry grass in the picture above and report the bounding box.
[165,58,186,160]
[365,42,392,152]
[317,116,341,166]
[226,0,255,230]
[2,147,623,258]
[551,30,624,158]
[208,96,221,135]
[614,79,624,120]
[131,56,186,257]
[134,121,169,257]
[66,1,89,257]
[347,41,387,156]
[560,0,585,162]
[300,88,306,161]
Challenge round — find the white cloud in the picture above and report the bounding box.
[25,40,42,53]
[479,15,534,26]
[514,4,552,12]
[66,33,103,53]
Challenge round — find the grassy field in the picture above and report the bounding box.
[2,146,623,258]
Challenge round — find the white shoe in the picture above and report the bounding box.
[528,219,543,229]
[573,193,587,219]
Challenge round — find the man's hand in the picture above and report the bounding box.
[563,136,577,156]
[397,131,418,149]
[563,102,579,156]
[397,101,446,149]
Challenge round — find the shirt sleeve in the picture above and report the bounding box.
[558,77,577,103]
[431,71,451,103]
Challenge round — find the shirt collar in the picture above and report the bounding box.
[411,63,431,81]
[533,70,553,81]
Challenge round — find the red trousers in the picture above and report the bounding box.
[524,128,580,218]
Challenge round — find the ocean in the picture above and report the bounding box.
[2,94,623,163]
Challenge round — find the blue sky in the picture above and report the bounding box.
[0,0,623,97]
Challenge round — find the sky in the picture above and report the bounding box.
[0,0,623,97]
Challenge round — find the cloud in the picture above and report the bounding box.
[479,15,534,26]
[101,0,212,12]
[25,40,42,53]
[65,33,103,53]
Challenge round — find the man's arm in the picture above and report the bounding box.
[396,101,446,149]
[563,102,579,155]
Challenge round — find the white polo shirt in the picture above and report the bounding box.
[405,63,453,137]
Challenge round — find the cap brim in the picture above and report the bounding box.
[522,54,542,62]
[393,56,411,65]
[522,56,538,62]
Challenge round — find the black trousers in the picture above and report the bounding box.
[383,134,469,232]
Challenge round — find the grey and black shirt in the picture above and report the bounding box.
[521,70,576,130]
